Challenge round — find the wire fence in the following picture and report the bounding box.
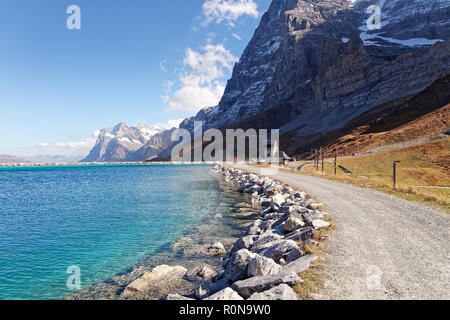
[296,133,450,190]
[298,131,449,161]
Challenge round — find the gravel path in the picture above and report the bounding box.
[234,165,450,300]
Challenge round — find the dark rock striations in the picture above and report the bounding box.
[176,0,450,155]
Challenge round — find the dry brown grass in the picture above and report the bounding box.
[294,219,336,300]
[293,261,325,300]
[319,103,450,158]
[301,138,450,212]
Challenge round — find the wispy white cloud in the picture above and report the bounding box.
[162,44,238,112]
[151,119,184,131]
[164,80,175,94]
[232,32,242,40]
[36,132,99,156]
[160,60,168,72]
[202,0,259,27]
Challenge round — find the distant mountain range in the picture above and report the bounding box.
[0,154,84,164]
[26,155,84,163]
[81,123,177,162]
[1,123,178,164]
[0,154,30,164]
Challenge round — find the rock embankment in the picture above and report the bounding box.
[121,164,329,300]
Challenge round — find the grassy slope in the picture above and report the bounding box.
[300,138,450,212]
[324,103,449,157]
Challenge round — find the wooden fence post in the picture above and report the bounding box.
[334,148,338,175]
[321,149,325,173]
[393,161,397,189]
[316,149,319,171]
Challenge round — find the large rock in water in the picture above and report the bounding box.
[204,288,244,301]
[231,272,303,299]
[121,265,187,299]
[206,242,226,256]
[248,284,298,300]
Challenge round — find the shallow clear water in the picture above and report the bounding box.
[0,165,236,300]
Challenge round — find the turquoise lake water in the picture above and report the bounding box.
[0,165,229,300]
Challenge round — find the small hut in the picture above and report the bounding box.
[273,151,292,165]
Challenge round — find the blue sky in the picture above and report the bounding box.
[0,0,271,157]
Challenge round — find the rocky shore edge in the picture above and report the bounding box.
[119,164,331,301]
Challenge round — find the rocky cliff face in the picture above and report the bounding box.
[179,0,450,154]
[81,123,176,162]
[128,128,177,161]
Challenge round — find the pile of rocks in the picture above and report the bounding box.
[120,164,330,300]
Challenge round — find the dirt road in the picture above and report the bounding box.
[234,165,450,300]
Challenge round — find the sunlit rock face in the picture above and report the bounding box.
[82,123,176,162]
[179,0,450,153]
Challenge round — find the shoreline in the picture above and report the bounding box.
[65,168,256,300]
[0,161,214,168]
[68,164,331,300]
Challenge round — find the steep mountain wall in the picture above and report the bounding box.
[178,0,450,155]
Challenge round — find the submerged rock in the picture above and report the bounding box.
[207,242,226,256]
[121,265,187,299]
